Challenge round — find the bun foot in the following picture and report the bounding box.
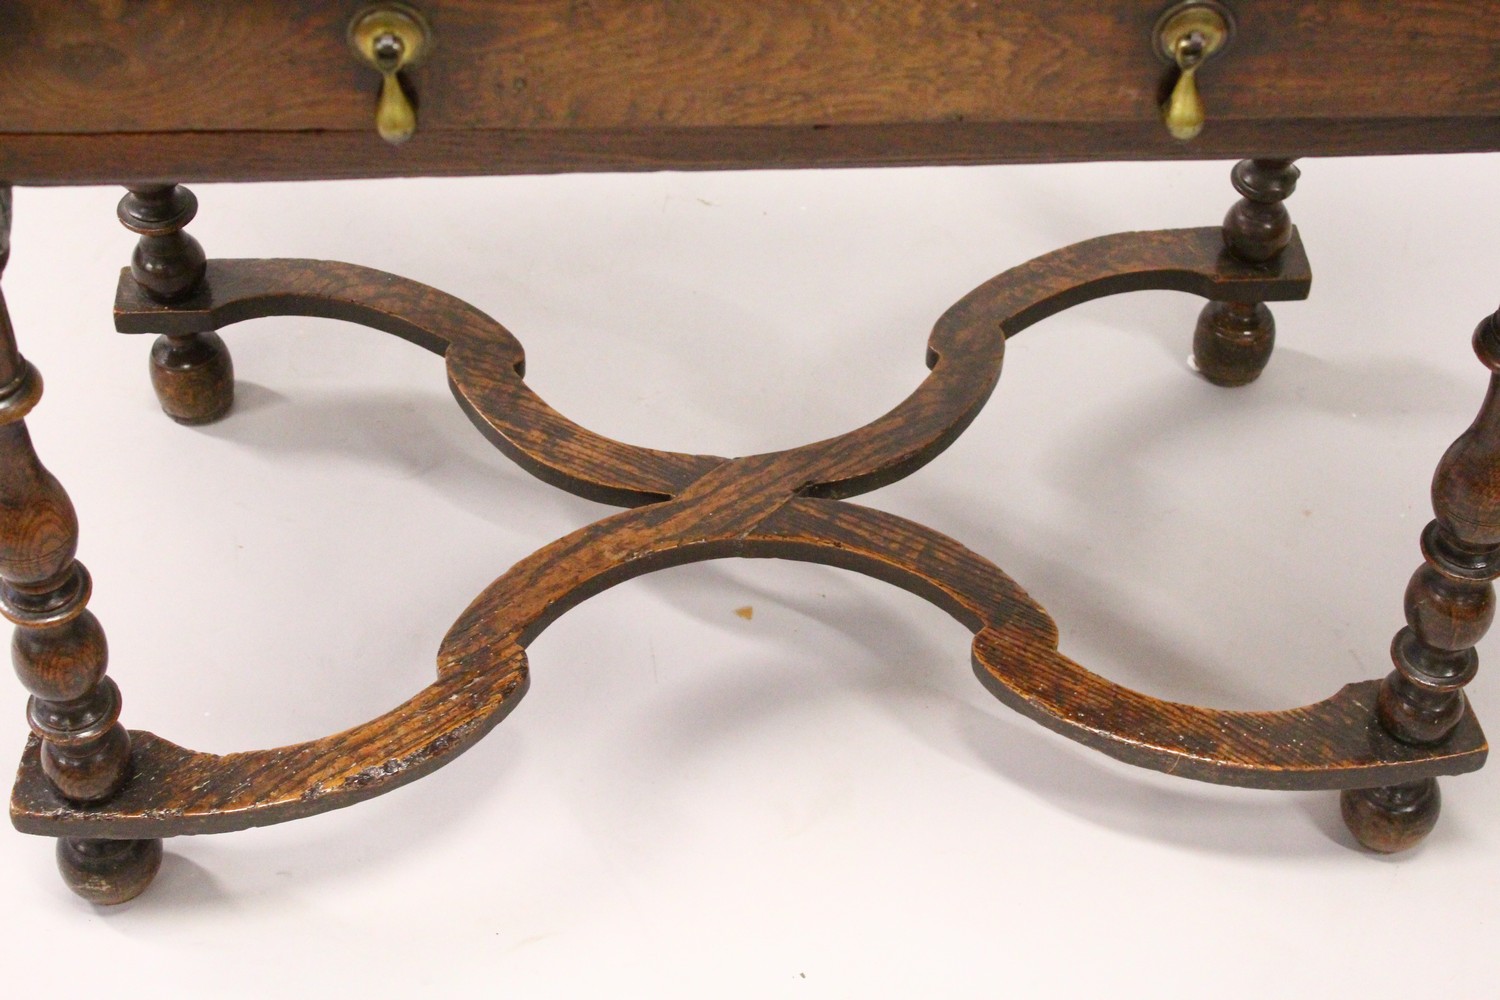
[1190,158,1297,387]
[1191,300,1274,387]
[1340,779,1441,854]
[150,332,234,425]
[56,837,163,905]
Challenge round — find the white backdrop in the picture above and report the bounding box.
[2,156,1497,997]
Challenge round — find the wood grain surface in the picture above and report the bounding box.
[5,2,1500,133]
[13,223,1488,840]
[0,184,161,900]
[5,2,1500,181]
[1342,303,1500,850]
[12,118,1500,186]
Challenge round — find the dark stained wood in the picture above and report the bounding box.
[118,185,235,424]
[0,186,161,902]
[1219,159,1300,264]
[54,837,161,907]
[16,224,1488,842]
[3,2,1499,134]
[5,1,1499,883]
[113,228,1312,506]
[12,667,528,839]
[442,496,1484,794]
[146,329,234,425]
[1341,780,1442,855]
[118,186,205,301]
[1193,158,1300,386]
[1343,307,1500,852]
[6,2,1500,183]
[12,117,1500,187]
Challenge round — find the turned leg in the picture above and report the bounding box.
[0,186,161,902]
[1192,158,1300,386]
[118,184,233,424]
[1341,308,1500,852]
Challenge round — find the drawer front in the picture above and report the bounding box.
[5,1,1500,138]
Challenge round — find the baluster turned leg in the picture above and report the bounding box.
[1192,158,1300,386]
[0,186,161,901]
[1342,308,1500,852]
[118,184,234,424]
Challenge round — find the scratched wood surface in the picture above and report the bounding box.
[11,224,1488,841]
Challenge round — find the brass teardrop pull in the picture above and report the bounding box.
[1154,2,1233,142]
[349,5,431,145]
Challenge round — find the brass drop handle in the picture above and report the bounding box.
[349,5,430,145]
[1154,2,1233,142]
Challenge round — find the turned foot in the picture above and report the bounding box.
[150,332,234,424]
[1342,308,1500,853]
[1340,779,1441,854]
[1193,300,1274,387]
[1190,158,1299,387]
[119,184,235,425]
[2,187,156,900]
[56,837,163,905]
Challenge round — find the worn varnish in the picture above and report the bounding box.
[1192,158,1299,386]
[4,1,1498,899]
[11,118,1500,188]
[5,224,1483,855]
[118,184,235,424]
[1341,308,1500,851]
[0,187,161,902]
[7,3,1500,183]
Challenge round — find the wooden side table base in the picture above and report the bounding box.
[4,193,1492,900]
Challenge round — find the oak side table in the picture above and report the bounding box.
[1,1,1494,904]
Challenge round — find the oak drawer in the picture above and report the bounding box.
[5,1,1500,137]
